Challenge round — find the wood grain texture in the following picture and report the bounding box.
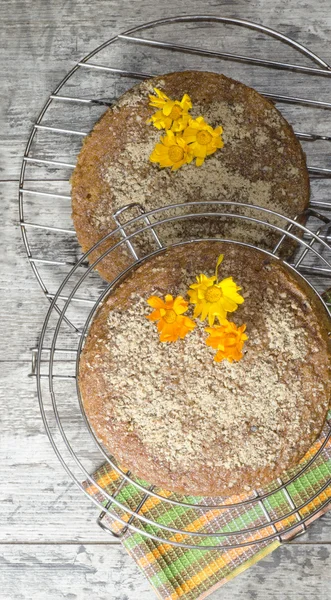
[0,544,330,600]
[1,0,331,598]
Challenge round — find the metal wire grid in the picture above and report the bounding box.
[33,201,331,549]
[19,15,331,328]
[20,16,331,547]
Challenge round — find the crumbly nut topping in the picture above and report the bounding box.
[84,264,328,474]
[94,90,304,251]
[102,140,273,214]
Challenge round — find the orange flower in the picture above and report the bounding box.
[146,294,196,342]
[205,321,248,363]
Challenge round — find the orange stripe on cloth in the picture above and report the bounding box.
[300,435,328,462]
[85,469,121,496]
[275,487,331,530]
[86,473,174,535]
[299,486,331,518]
[139,489,173,514]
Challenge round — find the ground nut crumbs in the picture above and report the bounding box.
[91,282,326,472]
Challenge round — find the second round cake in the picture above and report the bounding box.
[79,242,331,496]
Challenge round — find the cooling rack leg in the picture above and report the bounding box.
[97,484,154,538]
[29,347,38,377]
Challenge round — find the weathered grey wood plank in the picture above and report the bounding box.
[0,181,52,362]
[0,544,330,600]
[2,0,331,179]
[0,363,106,543]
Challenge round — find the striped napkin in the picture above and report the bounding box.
[84,288,331,600]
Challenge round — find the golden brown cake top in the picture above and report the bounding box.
[71,71,309,281]
[79,242,331,496]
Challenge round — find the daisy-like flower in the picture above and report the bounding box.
[146,294,196,342]
[149,130,194,171]
[148,88,192,132]
[205,321,248,363]
[182,116,224,166]
[188,254,244,326]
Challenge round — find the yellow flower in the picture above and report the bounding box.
[146,294,196,342]
[188,254,244,326]
[182,116,224,166]
[149,130,194,171]
[148,88,192,132]
[205,321,248,363]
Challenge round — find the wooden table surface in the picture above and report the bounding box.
[1,1,331,598]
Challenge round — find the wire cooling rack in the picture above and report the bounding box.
[33,202,331,549]
[20,16,331,548]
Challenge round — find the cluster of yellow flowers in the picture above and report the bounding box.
[147,88,224,170]
[146,255,248,363]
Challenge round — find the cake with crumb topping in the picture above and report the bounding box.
[71,71,309,282]
[79,242,331,496]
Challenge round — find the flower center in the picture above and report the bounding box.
[169,105,182,120]
[205,286,222,303]
[196,130,213,145]
[168,145,184,163]
[163,309,177,324]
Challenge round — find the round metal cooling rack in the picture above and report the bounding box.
[21,16,331,548]
[19,15,331,330]
[35,201,331,550]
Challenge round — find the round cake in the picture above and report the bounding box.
[79,242,331,496]
[71,71,309,282]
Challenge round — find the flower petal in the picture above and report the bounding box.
[208,311,216,326]
[187,289,198,303]
[183,316,196,329]
[146,310,160,322]
[193,144,208,158]
[163,100,175,117]
[200,303,210,323]
[219,297,238,313]
[193,304,202,319]
[173,296,188,314]
[147,295,165,309]
[215,254,224,280]
[205,146,218,157]
[180,94,193,110]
